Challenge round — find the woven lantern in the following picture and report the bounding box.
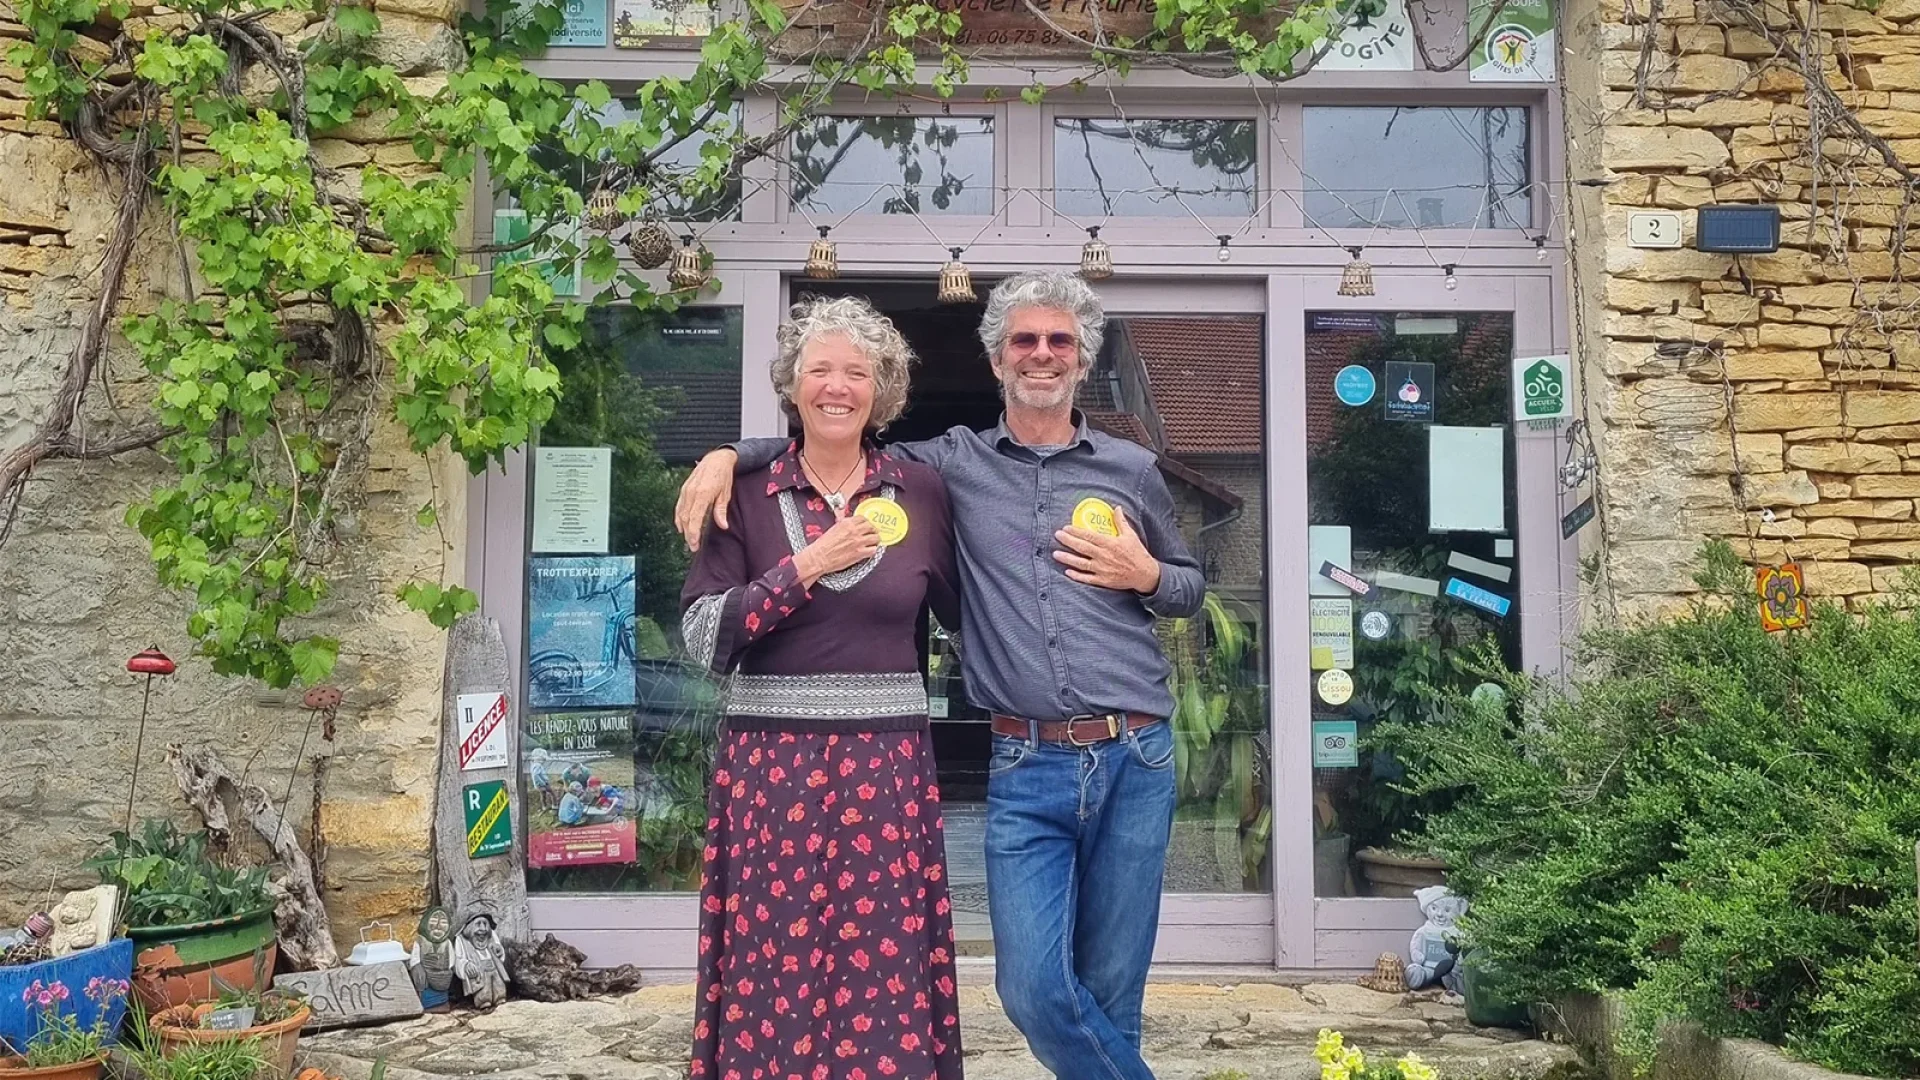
[627,220,675,269]
[1337,247,1375,297]
[583,186,626,233]
[1079,227,1113,281]
[668,235,709,291]
[937,247,975,304]
[805,226,839,280]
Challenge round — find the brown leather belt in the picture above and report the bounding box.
[990,711,1158,747]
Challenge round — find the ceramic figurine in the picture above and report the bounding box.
[451,910,509,1009]
[49,885,117,957]
[408,906,456,996]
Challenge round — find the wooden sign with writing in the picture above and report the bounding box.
[273,962,424,1031]
[773,0,1183,55]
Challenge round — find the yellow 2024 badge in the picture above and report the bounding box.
[856,497,910,546]
[1072,497,1119,536]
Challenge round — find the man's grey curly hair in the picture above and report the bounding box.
[976,271,1106,372]
[771,295,917,433]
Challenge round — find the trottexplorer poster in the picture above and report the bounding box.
[528,555,638,709]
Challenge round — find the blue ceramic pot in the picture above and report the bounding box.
[0,940,135,1055]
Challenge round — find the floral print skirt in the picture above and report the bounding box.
[691,719,964,1080]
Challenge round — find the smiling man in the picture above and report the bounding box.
[674,270,1204,1080]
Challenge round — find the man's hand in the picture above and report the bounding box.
[675,449,739,551]
[1053,508,1162,595]
[795,514,881,586]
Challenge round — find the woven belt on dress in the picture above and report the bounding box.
[724,671,928,720]
[990,711,1158,747]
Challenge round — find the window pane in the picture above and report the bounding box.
[790,116,994,216]
[1082,316,1271,892]
[523,306,743,894]
[1302,107,1531,229]
[1054,118,1258,219]
[1301,311,1519,898]
[527,101,742,221]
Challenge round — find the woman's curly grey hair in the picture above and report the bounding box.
[976,270,1106,372]
[772,295,917,433]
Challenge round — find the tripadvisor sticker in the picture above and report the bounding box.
[855,497,910,546]
[1072,498,1120,536]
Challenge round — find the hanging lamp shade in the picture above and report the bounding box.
[937,247,975,304]
[805,226,839,280]
[1337,247,1375,297]
[583,186,626,233]
[627,220,675,269]
[668,235,708,290]
[1079,227,1113,281]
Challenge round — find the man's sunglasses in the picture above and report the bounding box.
[1008,331,1078,353]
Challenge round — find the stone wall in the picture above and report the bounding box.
[1571,0,1920,618]
[0,1,466,954]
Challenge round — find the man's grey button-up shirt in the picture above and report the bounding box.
[729,416,1207,723]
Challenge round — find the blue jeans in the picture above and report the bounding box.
[985,719,1177,1080]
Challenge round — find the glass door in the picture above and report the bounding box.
[1300,310,1520,900]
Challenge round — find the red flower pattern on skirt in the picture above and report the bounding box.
[691,728,963,1080]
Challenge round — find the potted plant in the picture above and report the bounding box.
[0,976,131,1080]
[125,1025,271,1080]
[83,820,277,1013]
[150,985,310,1080]
[1165,593,1273,892]
[0,938,135,1059]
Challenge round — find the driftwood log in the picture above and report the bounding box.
[167,743,341,970]
[430,614,530,942]
[504,935,643,1002]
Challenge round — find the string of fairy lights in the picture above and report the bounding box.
[587,166,1582,298]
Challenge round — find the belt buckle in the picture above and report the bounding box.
[1066,713,1121,747]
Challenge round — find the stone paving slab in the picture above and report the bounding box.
[303,983,1578,1080]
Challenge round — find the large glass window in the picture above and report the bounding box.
[1303,311,1518,898]
[528,101,743,221]
[1085,316,1271,893]
[790,116,995,216]
[522,306,743,894]
[1302,107,1531,230]
[1053,118,1259,219]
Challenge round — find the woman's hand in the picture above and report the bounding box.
[795,514,881,585]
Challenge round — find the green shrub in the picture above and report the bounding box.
[1383,542,1920,1077]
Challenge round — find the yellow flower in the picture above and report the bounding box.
[1397,1052,1438,1080]
[1315,1029,1346,1065]
[1344,1047,1367,1075]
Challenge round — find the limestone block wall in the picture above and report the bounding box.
[1569,0,1920,618]
[0,1,466,954]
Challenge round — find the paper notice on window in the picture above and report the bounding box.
[533,447,613,553]
[1429,427,1507,533]
[1309,525,1354,597]
[1309,598,1355,670]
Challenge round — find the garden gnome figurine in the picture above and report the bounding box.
[409,906,456,1003]
[451,909,509,1009]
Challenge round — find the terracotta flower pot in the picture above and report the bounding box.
[0,1056,106,1080]
[127,907,278,1015]
[150,1002,310,1079]
[1354,847,1449,898]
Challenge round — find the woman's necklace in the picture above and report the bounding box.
[799,449,864,515]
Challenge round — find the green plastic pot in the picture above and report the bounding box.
[126,906,278,1014]
[1461,949,1532,1030]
